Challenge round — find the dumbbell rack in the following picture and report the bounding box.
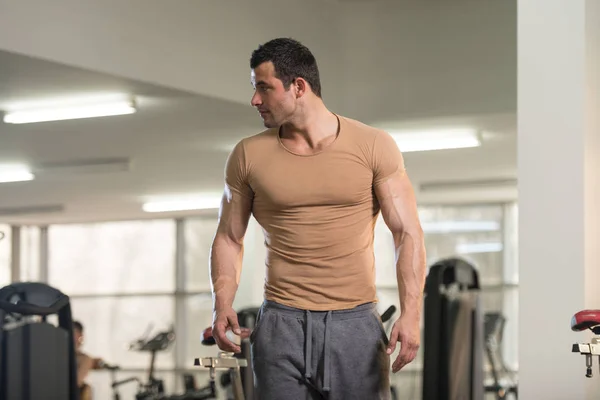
[194,352,248,400]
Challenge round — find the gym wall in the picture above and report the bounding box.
[0,225,10,287]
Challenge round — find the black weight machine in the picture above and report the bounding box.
[422,257,485,400]
[0,282,79,400]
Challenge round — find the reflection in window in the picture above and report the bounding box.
[48,220,176,295]
[0,225,11,287]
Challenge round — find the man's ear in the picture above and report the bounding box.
[294,78,307,98]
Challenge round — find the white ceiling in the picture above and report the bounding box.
[0,1,517,225]
[0,50,264,224]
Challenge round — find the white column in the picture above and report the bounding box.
[39,226,49,283]
[518,1,600,399]
[10,226,20,282]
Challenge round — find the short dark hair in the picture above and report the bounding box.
[250,38,322,98]
[73,320,83,332]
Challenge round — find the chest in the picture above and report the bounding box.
[249,152,373,208]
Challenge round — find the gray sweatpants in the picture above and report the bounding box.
[250,300,391,400]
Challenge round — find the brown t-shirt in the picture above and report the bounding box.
[225,115,405,311]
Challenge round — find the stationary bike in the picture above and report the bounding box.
[194,308,258,400]
[571,309,600,377]
[109,322,250,400]
[109,325,175,400]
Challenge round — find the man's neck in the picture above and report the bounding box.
[280,101,338,149]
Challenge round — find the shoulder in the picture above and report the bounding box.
[233,128,279,155]
[339,115,404,176]
[339,115,391,146]
[225,128,278,179]
[338,115,399,159]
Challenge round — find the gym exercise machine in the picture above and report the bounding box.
[193,352,248,400]
[0,282,79,400]
[115,324,224,400]
[128,324,176,399]
[108,319,253,400]
[197,307,259,400]
[109,324,176,399]
[108,364,143,400]
[483,312,518,399]
[571,309,600,377]
[422,257,485,400]
[379,305,400,400]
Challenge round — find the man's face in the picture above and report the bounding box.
[73,328,83,349]
[250,62,296,128]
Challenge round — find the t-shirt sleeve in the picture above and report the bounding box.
[372,130,406,187]
[224,140,254,199]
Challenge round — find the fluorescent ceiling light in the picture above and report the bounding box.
[456,242,503,254]
[35,157,131,175]
[421,221,500,233]
[390,128,480,152]
[0,166,34,183]
[143,196,222,213]
[3,99,136,124]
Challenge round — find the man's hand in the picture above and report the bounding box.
[212,307,242,353]
[91,358,104,369]
[386,314,420,372]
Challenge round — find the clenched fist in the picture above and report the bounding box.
[212,307,243,353]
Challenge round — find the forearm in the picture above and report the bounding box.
[210,234,244,310]
[394,229,427,320]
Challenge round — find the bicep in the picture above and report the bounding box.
[374,170,422,236]
[215,185,253,245]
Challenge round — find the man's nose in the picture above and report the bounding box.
[251,91,261,107]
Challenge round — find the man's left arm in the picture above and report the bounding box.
[374,168,427,373]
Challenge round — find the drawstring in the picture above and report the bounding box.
[304,310,313,380]
[323,311,332,392]
[304,310,333,393]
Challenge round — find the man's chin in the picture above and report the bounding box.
[262,120,278,129]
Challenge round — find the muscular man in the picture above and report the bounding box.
[210,38,427,400]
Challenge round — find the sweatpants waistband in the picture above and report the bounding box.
[261,300,378,319]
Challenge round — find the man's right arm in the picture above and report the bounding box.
[209,185,253,352]
[76,353,93,387]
